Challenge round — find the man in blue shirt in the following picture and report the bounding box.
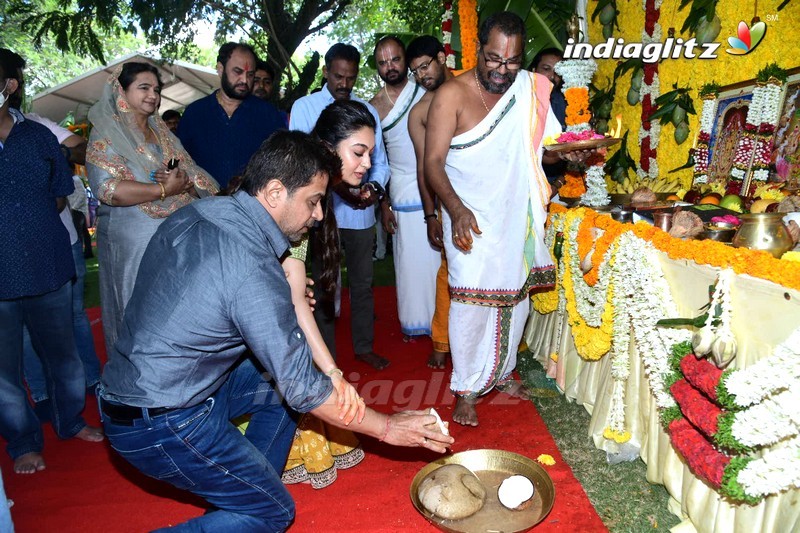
[290,43,392,370]
[99,131,452,531]
[0,49,103,475]
[178,42,285,189]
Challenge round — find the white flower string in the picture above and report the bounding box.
[581,162,611,206]
[637,7,661,181]
[737,436,800,499]
[563,214,612,327]
[724,327,800,407]
[693,96,718,185]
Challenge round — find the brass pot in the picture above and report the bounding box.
[732,213,793,258]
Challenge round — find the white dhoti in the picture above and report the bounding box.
[382,82,439,336]
[443,71,561,398]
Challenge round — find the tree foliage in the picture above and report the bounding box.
[8,0,355,103]
[1,0,145,107]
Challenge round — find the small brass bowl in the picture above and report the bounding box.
[704,222,737,242]
[410,449,555,533]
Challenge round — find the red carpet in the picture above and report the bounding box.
[2,288,606,532]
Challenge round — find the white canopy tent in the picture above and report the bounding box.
[31,53,219,123]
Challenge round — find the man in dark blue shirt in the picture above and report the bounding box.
[99,131,453,531]
[0,49,103,475]
[177,42,285,189]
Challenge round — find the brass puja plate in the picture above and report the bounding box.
[543,137,620,153]
[410,449,555,533]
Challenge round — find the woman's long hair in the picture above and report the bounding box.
[311,100,377,295]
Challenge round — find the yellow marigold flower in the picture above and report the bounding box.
[603,427,632,443]
[537,454,556,466]
[782,251,800,263]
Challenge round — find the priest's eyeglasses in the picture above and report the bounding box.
[481,51,523,71]
[410,58,434,77]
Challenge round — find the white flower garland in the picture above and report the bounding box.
[738,436,800,498]
[555,59,597,91]
[442,6,456,69]
[693,96,718,184]
[724,326,800,407]
[563,214,614,327]
[581,163,611,206]
[637,10,661,181]
[613,233,684,411]
[732,387,800,448]
[607,241,630,434]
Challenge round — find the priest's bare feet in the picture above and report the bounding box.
[495,380,533,400]
[355,352,390,370]
[75,425,104,442]
[453,396,478,426]
[427,350,448,369]
[14,452,46,474]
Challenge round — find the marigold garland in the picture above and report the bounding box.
[558,171,586,197]
[546,204,800,292]
[561,210,613,360]
[564,87,591,126]
[458,0,478,70]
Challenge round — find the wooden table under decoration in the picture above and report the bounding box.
[523,205,800,533]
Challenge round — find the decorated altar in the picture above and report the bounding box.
[523,206,800,532]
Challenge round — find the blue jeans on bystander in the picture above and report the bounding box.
[101,357,298,532]
[23,240,102,402]
[0,280,88,460]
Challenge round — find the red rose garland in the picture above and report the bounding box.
[679,355,723,402]
[668,418,731,488]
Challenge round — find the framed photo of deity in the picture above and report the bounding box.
[705,68,800,187]
[706,83,754,183]
[771,71,800,187]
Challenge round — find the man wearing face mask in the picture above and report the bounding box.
[0,48,103,476]
[178,42,285,189]
[290,43,391,371]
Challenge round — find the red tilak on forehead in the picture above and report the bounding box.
[244,61,251,71]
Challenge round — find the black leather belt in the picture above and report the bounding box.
[100,399,175,425]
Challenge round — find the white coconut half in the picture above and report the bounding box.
[498,475,535,510]
[429,407,449,436]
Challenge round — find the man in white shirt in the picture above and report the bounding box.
[290,43,391,370]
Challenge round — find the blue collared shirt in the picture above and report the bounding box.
[178,93,286,189]
[289,85,390,230]
[101,191,333,411]
[0,108,75,300]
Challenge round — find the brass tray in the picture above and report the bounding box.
[410,449,555,533]
[543,137,620,153]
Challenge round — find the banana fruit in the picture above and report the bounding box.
[608,175,682,194]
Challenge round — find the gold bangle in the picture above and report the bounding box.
[158,182,166,202]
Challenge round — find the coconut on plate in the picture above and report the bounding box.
[498,474,535,511]
[417,464,486,520]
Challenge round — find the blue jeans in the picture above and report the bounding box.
[102,357,298,532]
[23,241,101,402]
[0,281,87,460]
[0,467,13,533]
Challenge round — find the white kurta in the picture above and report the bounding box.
[443,70,560,397]
[382,82,440,336]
